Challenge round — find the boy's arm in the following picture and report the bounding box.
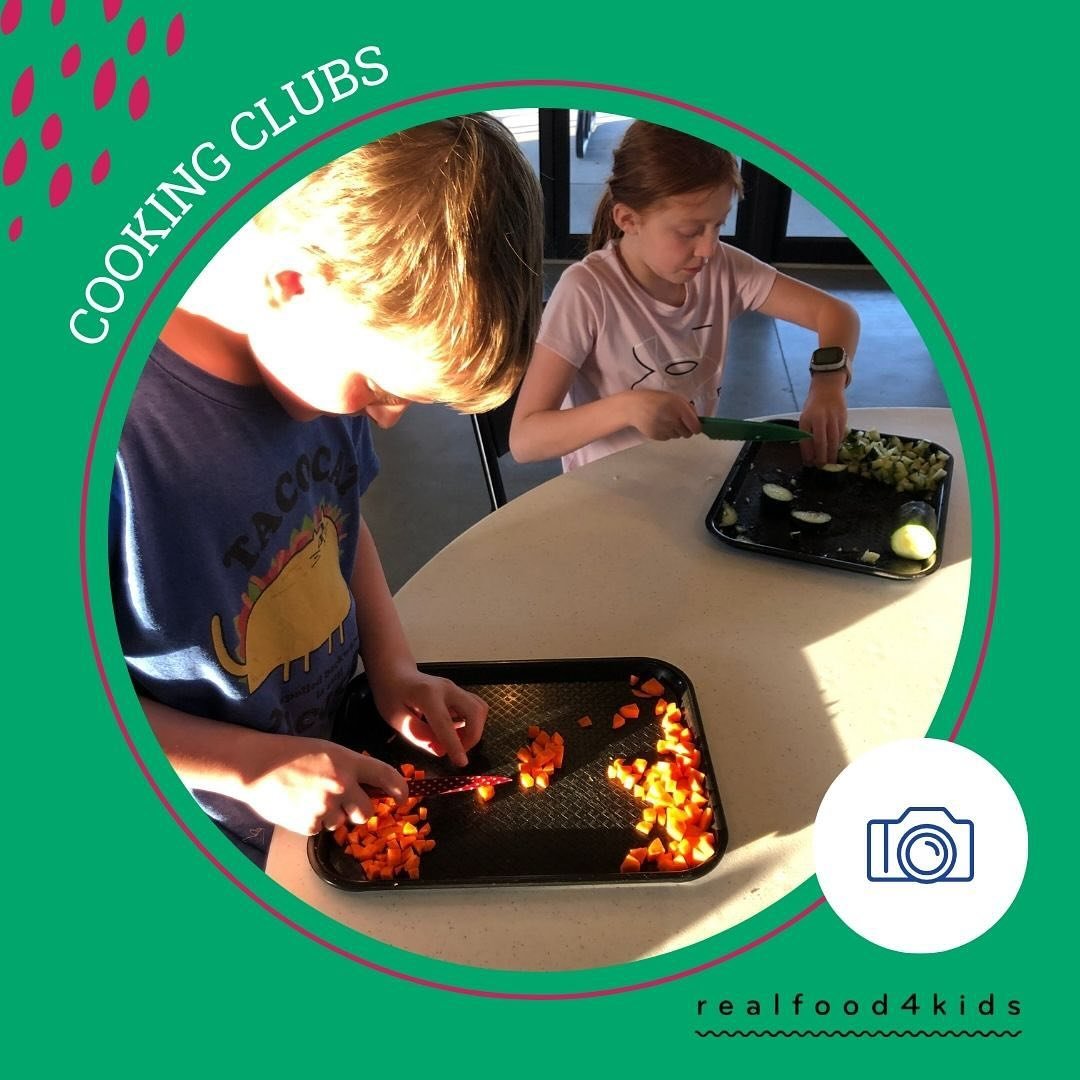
[509,343,699,462]
[350,519,487,767]
[757,273,861,465]
[140,696,407,834]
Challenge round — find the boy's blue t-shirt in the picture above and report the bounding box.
[109,340,380,866]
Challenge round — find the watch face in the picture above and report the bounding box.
[812,346,846,368]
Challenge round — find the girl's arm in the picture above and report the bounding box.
[350,519,488,767]
[509,343,699,463]
[757,273,861,464]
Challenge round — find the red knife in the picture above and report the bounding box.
[403,774,513,798]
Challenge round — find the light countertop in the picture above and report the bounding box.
[266,408,971,971]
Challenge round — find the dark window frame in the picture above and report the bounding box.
[538,109,867,266]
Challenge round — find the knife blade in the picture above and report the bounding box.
[403,774,513,798]
[698,416,811,442]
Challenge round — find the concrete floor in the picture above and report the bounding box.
[363,266,948,593]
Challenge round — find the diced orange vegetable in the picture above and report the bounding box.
[577,715,593,728]
[620,854,642,873]
[607,692,717,874]
[514,725,566,792]
[612,713,626,730]
[476,785,495,803]
[338,791,438,882]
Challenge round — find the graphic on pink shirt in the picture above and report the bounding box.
[630,323,717,401]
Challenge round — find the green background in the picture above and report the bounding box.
[4,1,1069,1071]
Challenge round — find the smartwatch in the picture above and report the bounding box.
[809,346,850,385]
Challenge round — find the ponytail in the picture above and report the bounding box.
[588,189,620,253]
[587,121,742,254]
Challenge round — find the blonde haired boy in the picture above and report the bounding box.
[110,114,542,866]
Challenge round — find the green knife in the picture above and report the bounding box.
[698,416,811,442]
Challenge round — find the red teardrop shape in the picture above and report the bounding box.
[128,76,149,120]
[103,0,122,22]
[127,15,145,53]
[49,162,72,207]
[93,58,115,109]
[91,148,111,184]
[8,216,22,242]
[1,0,21,35]
[3,137,27,184]
[51,0,65,25]
[61,43,81,77]
[165,13,185,56]
[12,64,33,116]
[41,113,62,149]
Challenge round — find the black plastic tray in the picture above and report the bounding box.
[705,420,952,580]
[308,658,727,890]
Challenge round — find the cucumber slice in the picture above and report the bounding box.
[761,482,794,504]
[791,510,832,527]
[890,500,938,560]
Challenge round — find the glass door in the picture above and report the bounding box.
[490,107,867,266]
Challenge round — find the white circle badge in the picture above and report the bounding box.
[813,738,1027,953]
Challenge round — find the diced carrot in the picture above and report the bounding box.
[577,715,593,728]
[620,854,642,873]
[640,678,665,696]
[654,698,669,716]
[629,674,639,686]
[527,724,540,738]
[520,772,534,789]
[618,703,640,720]
[612,714,626,730]
[476,785,495,803]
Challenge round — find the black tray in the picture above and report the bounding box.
[308,658,727,890]
[705,420,952,580]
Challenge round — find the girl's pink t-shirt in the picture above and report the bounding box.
[536,240,777,471]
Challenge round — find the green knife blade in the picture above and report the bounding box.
[697,416,811,442]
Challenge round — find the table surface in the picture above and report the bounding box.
[266,408,972,971]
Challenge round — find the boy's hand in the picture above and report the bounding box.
[370,666,488,768]
[799,373,848,465]
[245,737,408,836]
[625,390,702,442]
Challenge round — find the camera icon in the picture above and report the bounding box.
[866,807,974,883]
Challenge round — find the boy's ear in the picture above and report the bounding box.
[265,269,305,308]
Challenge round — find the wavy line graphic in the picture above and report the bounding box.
[694,1030,1022,1038]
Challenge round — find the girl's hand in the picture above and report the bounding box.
[624,390,702,441]
[799,372,848,465]
[245,737,408,836]
[369,665,488,768]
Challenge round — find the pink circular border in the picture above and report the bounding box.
[80,80,999,999]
